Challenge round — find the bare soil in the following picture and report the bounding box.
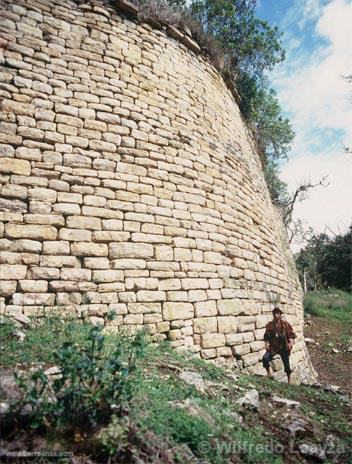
[304,316,352,394]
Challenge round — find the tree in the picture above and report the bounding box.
[295,226,352,291]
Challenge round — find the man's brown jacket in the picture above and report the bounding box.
[263,319,297,354]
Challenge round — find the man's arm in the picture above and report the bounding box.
[285,321,296,350]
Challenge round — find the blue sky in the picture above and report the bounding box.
[255,0,352,247]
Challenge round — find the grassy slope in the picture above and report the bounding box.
[0,313,351,463]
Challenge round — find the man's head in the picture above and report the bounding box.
[272,307,283,321]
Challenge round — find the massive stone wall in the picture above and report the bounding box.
[0,0,316,383]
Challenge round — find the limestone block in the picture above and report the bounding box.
[188,290,207,302]
[216,346,232,357]
[41,255,79,268]
[181,278,209,290]
[124,314,143,325]
[93,231,130,242]
[174,248,192,261]
[109,243,153,259]
[125,278,158,290]
[92,270,124,283]
[28,188,57,202]
[163,302,194,321]
[5,224,57,241]
[102,219,123,231]
[136,290,166,302]
[201,333,225,348]
[158,279,181,291]
[168,329,182,341]
[237,316,256,332]
[12,293,55,306]
[109,303,128,315]
[204,251,222,264]
[84,258,109,269]
[217,299,242,316]
[43,241,70,255]
[242,352,260,367]
[0,264,27,280]
[61,268,91,281]
[128,302,161,314]
[71,242,108,257]
[242,332,254,342]
[58,228,92,241]
[66,216,101,230]
[1,184,27,199]
[232,344,251,356]
[155,245,173,261]
[18,280,48,292]
[56,293,82,305]
[250,341,264,352]
[24,214,64,227]
[0,280,17,296]
[201,349,217,359]
[218,316,237,334]
[194,300,217,317]
[225,333,243,346]
[112,259,146,270]
[167,291,188,301]
[29,267,60,280]
[193,317,217,334]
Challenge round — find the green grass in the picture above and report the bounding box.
[304,288,352,321]
[1,314,351,463]
[0,314,93,367]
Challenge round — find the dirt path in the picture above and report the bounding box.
[304,316,352,394]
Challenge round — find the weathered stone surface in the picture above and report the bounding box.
[0,158,31,175]
[5,224,57,240]
[163,302,194,321]
[201,333,226,348]
[71,242,108,257]
[109,243,153,259]
[0,0,315,383]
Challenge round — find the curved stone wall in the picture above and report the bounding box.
[0,0,316,382]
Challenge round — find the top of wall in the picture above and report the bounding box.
[110,0,241,104]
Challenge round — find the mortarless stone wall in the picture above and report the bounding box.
[0,0,317,383]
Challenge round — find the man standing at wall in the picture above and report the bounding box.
[262,307,297,384]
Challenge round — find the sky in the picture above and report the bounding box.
[256,0,352,249]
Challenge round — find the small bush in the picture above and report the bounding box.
[13,321,147,430]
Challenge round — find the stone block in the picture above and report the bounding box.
[0,158,31,176]
[5,224,57,241]
[61,268,91,281]
[71,242,108,257]
[136,290,166,302]
[0,264,27,280]
[92,270,124,283]
[201,333,226,348]
[194,300,217,317]
[84,258,109,269]
[18,280,48,292]
[128,302,161,314]
[193,317,217,334]
[217,299,242,316]
[218,316,237,334]
[109,243,153,259]
[163,302,194,321]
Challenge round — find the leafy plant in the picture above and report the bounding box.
[13,321,147,430]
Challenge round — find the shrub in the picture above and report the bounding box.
[13,320,147,431]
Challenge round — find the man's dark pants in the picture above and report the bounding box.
[262,349,292,375]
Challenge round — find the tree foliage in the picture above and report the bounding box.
[295,226,352,291]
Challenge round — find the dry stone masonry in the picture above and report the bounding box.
[0,0,317,383]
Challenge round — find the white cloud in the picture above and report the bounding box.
[281,151,352,232]
[271,0,352,245]
[274,0,352,149]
